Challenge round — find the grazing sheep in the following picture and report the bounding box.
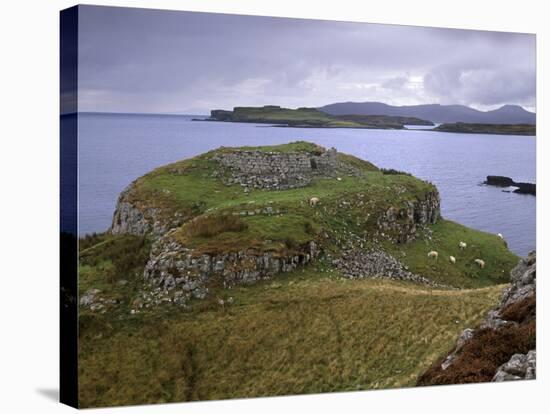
[459,241,467,250]
[449,255,456,264]
[309,197,320,207]
[427,251,439,260]
[497,233,504,240]
[336,177,342,181]
[474,259,485,269]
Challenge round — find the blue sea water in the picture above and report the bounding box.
[75,112,536,256]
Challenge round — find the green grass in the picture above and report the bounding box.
[384,220,518,288]
[122,143,516,287]
[135,162,433,219]
[77,142,521,407]
[175,212,320,256]
[78,263,504,407]
[78,234,151,308]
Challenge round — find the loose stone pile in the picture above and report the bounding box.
[333,249,444,287]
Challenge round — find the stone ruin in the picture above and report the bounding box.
[212,147,342,190]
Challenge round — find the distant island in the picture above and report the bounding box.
[434,122,535,136]
[484,175,536,195]
[200,105,434,129]
[198,103,536,135]
[319,101,536,124]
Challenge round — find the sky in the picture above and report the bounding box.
[76,5,536,115]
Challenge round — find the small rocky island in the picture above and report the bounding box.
[484,175,536,195]
[107,141,516,305]
[201,105,433,129]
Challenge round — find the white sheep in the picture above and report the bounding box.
[459,241,467,250]
[474,259,485,269]
[449,255,456,264]
[309,197,320,207]
[427,251,439,260]
[497,233,504,240]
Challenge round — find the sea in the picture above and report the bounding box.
[73,112,536,256]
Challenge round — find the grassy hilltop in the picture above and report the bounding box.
[207,105,433,129]
[78,141,518,407]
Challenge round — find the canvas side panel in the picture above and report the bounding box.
[60,5,79,408]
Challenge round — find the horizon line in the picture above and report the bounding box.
[63,100,536,117]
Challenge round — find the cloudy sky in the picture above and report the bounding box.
[77,5,536,114]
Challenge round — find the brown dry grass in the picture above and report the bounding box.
[185,215,248,238]
[78,272,502,407]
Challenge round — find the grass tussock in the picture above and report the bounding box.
[79,234,151,283]
[185,215,248,238]
[417,294,536,386]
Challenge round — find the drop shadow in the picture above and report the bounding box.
[36,388,59,402]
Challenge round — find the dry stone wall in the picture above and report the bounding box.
[212,148,341,190]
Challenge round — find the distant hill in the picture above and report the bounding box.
[319,102,536,125]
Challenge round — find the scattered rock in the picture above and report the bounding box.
[493,351,536,381]
[334,249,445,287]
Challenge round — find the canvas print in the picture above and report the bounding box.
[60,5,536,408]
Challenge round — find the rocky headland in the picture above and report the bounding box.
[78,141,522,406]
[418,251,536,385]
[103,141,518,308]
[203,105,433,129]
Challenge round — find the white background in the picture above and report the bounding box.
[0,0,547,412]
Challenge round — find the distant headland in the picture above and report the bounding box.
[198,105,433,129]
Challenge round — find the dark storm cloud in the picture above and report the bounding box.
[77,5,536,113]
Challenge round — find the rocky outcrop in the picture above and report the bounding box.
[485,175,516,187]
[376,191,440,243]
[417,251,536,386]
[110,185,186,237]
[141,232,319,304]
[497,250,536,314]
[513,182,536,195]
[484,175,536,195]
[334,249,445,287]
[493,350,536,381]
